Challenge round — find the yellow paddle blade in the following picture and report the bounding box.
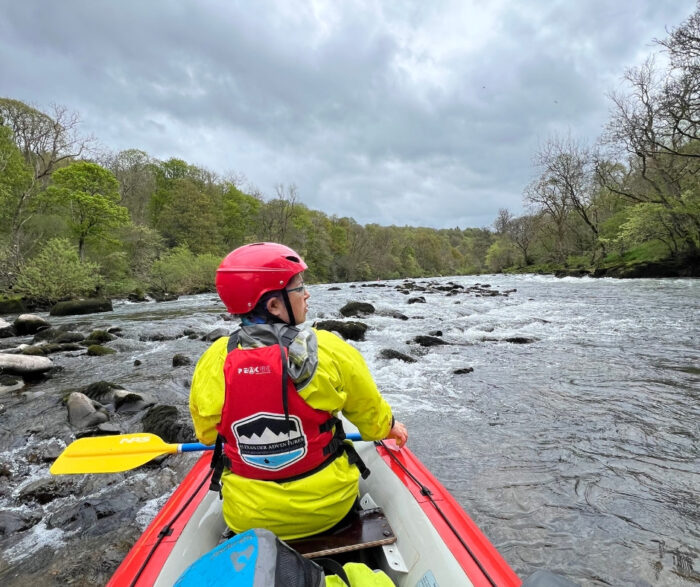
[50,433,179,474]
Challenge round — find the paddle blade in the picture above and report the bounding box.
[50,433,178,474]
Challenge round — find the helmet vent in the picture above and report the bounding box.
[285,255,300,262]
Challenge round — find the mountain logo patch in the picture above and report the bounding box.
[232,412,307,470]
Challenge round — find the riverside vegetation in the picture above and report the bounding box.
[0,9,699,312]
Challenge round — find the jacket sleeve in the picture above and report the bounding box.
[314,329,393,441]
[189,336,229,445]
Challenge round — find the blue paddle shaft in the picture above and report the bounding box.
[178,432,362,453]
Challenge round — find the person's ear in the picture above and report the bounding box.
[266,296,284,319]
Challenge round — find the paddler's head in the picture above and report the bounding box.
[215,242,310,326]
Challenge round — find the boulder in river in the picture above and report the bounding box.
[453,367,474,374]
[379,349,417,363]
[49,298,113,316]
[201,328,229,342]
[0,318,15,338]
[339,302,375,317]
[87,345,116,356]
[0,296,25,315]
[315,320,368,341]
[172,354,192,367]
[142,405,194,443]
[0,353,54,376]
[67,391,109,428]
[407,296,426,304]
[13,314,51,336]
[411,335,450,347]
[0,374,24,394]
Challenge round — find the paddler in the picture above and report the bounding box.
[189,242,408,540]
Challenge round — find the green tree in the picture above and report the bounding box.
[13,238,102,303]
[45,161,129,259]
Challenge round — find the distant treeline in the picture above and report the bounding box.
[0,8,698,304]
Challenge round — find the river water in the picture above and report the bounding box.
[0,275,698,585]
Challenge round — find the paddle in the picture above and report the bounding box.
[50,431,363,475]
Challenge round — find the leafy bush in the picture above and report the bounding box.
[149,245,219,295]
[13,238,102,303]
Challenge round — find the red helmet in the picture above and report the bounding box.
[215,243,307,314]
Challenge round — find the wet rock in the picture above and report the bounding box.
[82,381,123,403]
[20,346,46,356]
[33,329,85,344]
[0,296,25,315]
[18,477,77,504]
[201,328,228,342]
[25,438,65,464]
[427,330,443,337]
[140,332,178,342]
[454,367,474,375]
[0,374,24,394]
[13,314,51,336]
[504,337,538,344]
[87,345,116,356]
[0,353,54,376]
[49,298,113,316]
[327,287,341,291]
[134,359,142,366]
[315,320,368,341]
[376,309,409,321]
[407,296,426,304]
[379,349,417,363]
[339,302,375,317]
[142,405,193,443]
[0,318,15,338]
[127,290,148,302]
[172,354,192,367]
[84,330,116,345]
[411,335,450,347]
[0,510,42,535]
[113,389,154,414]
[67,392,109,428]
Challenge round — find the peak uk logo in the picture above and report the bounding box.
[237,365,272,375]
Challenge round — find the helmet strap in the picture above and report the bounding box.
[280,288,297,326]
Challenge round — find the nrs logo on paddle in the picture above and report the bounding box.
[119,436,151,444]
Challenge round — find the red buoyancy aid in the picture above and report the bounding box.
[218,342,340,481]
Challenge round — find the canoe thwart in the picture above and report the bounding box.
[289,507,396,559]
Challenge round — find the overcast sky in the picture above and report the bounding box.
[1,1,696,229]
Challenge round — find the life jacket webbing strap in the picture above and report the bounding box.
[209,434,226,499]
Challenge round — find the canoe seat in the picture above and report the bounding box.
[288,507,396,559]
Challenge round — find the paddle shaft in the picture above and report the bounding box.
[179,431,362,453]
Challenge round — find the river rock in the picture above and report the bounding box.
[84,330,116,345]
[379,349,417,363]
[0,296,25,315]
[18,477,77,505]
[339,302,375,317]
[315,320,368,341]
[504,337,538,344]
[0,510,42,536]
[0,318,15,338]
[67,392,109,428]
[142,405,193,443]
[411,335,450,347]
[172,354,192,367]
[201,328,228,342]
[327,287,341,291]
[50,298,113,316]
[0,374,24,394]
[376,309,409,321]
[113,390,154,414]
[454,367,474,374]
[33,328,85,344]
[13,314,51,336]
[407,296,426,304]
[0,353,54,376]
[87,345,116,356]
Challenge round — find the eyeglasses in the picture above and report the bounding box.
[286,280,306,294]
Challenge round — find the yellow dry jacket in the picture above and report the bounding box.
[189,328,394,540]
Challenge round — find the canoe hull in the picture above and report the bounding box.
[108,441,520,586]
